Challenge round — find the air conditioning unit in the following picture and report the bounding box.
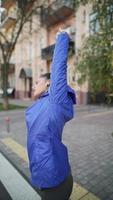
[0,7,6,14]
[64,26,75,42]
[0,7,7,27]
[64,26,76,34]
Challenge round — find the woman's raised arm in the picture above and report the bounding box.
[50,31,70,104]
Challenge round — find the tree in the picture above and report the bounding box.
[0,0,45,109]
[76,0,113,103]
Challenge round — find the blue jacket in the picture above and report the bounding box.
[25,32,76,189]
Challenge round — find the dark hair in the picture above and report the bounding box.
[40,73,51,80]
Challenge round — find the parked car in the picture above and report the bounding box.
[0,88,15,98]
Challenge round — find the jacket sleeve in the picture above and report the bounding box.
[49,32,70,103]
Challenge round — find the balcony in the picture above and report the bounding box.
[2,0,15,10]
[41,41,75,60]
[0,16,16,30]
[0,8,17,30]
[41,0,74,27]
[41,44,55,60]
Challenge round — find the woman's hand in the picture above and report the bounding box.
[56,27,70,39]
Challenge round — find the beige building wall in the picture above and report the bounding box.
[15,15,48,98]
[14,1,76,100]
[75,3,92,104]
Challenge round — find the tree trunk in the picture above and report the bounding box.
[1,63,9,110]
[3,96,9,110]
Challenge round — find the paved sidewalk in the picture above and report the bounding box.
[0,98,32,107]
[0,97,112,113]
[0,101,113,199]
[0,140,100,200]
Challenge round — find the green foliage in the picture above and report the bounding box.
[77,0,113,103]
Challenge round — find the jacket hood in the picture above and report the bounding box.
[40,90,49,98]
[67,86,76,104]
[41,87,76,104]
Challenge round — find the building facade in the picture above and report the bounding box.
[0,0,16,96]
[15,0,77,100]
[75,3,92,104]
[0,0,94,104]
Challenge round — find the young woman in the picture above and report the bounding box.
[25,30,76,200]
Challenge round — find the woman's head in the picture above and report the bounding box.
[33,73,51,100]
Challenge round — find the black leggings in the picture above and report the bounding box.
[35,174,73,200]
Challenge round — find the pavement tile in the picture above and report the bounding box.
[70,182,88,200]
[80,193,100,200]
[89,186,102,195]
[79,179,89,185]
[109,194,113,199]
[97,190,112,200]
[83,182,94,190]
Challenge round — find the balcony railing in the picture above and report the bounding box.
[41,0,74,26]
[0,16,16,30]
[41,44,55,60]
[2,0,15,10]
[41,41,75,60]
[0,7,17,29]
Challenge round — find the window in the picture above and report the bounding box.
[19,42,23,64]
[106,5,113,24]
[29,40,32,65]
[72,76,75,82]
[82,10,86,24]
[29,18,32,65]
[40,68,43,73]
[89,12,100,35]
[81,33,85,40]
[89,5,113,35]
